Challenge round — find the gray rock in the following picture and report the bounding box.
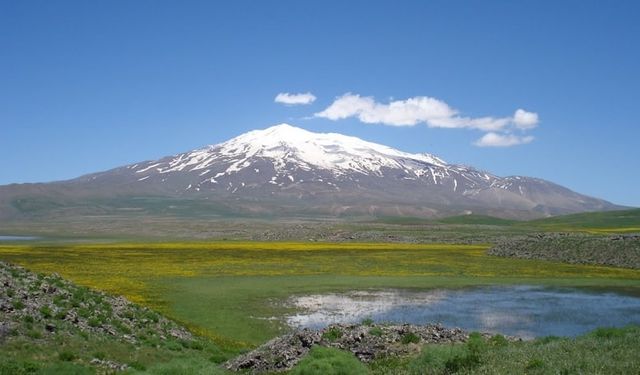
[224,323,506,373]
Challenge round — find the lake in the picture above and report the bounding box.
[0,235,38,241]
[285,285,640,338]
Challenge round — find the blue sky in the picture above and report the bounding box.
[1,1,639,206]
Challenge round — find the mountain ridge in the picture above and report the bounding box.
[0,124,624,221]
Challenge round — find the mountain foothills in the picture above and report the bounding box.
[0,124,622,221]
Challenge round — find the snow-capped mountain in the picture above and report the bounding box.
[0,124,622,220]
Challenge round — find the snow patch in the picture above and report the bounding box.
[136,163,162,173]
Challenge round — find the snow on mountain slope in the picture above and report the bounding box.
[60,123,620,219]
[137,123,446,177]
[123,124,501,195]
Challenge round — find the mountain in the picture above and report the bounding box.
[0,124,623,221]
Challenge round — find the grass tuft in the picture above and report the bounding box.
[290,346,368,375]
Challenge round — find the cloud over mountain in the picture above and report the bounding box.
[475,132,535,147]
[275,92,317,105]
[315,93,539,147]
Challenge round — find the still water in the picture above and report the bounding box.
[0,235,38,241]
[286,286,640,338]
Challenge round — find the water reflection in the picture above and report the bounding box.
[286,286,640,338]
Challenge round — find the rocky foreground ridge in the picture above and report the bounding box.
[225,323,510,373]
[0,261,195,371]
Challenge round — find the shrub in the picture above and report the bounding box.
[144,357,226,374]
[93,351,107,360]
[444,351,479,373]
[592,327,626,339]
[72,288,87,301]
[208,352,228,364]
[322,327,343,342]
[535,335,561,345]
[27,329,42,339]
[369,327,383,337]
[37,362,92,375]
[23,315,34,324]
[463,332,485,362]
[0,359,40,375]
[489,334,508,347]
[12,300,25,310]
[361,317,374,326]
[187,340,204,350]
[290,346,368,375]
[87,317,101,327]
[205,343,228,360]
[129,361,147,371]
[142,310,160,323]
[409,334,486,374]
[39,305,52,319]
[401,332,420,344]
[100,302,113,315]
[165,340,183,351]
[58,350,77,361]
[53,295,66,307]
[21,360,40,373]
[442,332,485,372]
[526,358,545,370]
[112,320,132,334]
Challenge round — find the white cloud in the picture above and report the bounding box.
[315,93,536,132]
[315,93,539,147]
[513,109,539,129]
[474,132,535,147]
[275,92,317,105]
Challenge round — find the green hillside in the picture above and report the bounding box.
[526,209,640,232]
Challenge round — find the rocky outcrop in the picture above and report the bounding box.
[0,261,193,349]
[225,323,500,373]
[488,233,640,269]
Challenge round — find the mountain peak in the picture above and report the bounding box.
[263,123,305,132]
[219,124,448,171]
[232,123,318,146]
[129,124,449,179]
[60,123,621,220]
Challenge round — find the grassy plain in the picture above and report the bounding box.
[1,241,639,349]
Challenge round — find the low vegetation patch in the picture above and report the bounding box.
[290,346,368,375]
[369,325,640,374]
[321,327,343,342]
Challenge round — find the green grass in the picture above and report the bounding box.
[368,325,640,374]
[290,346,368,375]
[373,208,640,233]
[526,208,640,232]
[435,214,517,226]
[0,327,228,374]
